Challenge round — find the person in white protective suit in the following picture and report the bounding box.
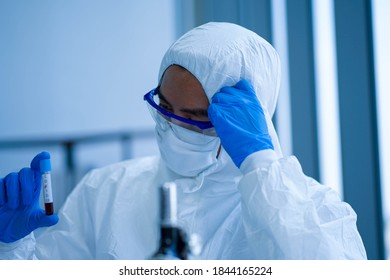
[0,22,367,259]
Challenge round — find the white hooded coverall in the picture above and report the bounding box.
[0,22,367,260]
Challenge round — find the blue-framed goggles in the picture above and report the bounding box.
[143,87,216,136]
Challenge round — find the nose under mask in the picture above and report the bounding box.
[155,116,221,178]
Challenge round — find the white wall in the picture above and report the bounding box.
[0,0,177,209]
[0,0,176,138]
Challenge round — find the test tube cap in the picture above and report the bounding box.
[40,159,52,172]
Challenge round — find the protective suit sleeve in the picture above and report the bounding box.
[0,233,36,259]
[240,150,278,173]
[238,155,367,260]
[33,171,97,259]
[0,170,97,259]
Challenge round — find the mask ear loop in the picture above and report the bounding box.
[174,140,221,194]
[216,144,222,159]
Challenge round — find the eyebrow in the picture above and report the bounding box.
[157,88,170,105]
[157,88,209,118]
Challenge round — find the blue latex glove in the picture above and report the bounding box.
[208,80,274,167]
[0,152,59,243]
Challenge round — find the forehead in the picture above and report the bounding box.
[160,65,200,87]
[159,65,209,106]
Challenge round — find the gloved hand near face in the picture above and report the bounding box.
[208,80,274,168]
[0,152,59,243]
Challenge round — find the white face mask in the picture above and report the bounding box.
[155,114,221,178]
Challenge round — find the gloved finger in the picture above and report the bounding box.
[4,172,20,209]
[208,103,229,124]
[0,178,5,205]
[30,151,50,172]
[207,104,217,120]
[19,168,35,206]
[235,79,255,93]
[213,81,256,103]
[219,80,253,94]
[219,85,242,96]
[222,80,257,99]
[34,210,59,228]
[211,90,239,104]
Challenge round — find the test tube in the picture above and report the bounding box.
[40,158,54,215]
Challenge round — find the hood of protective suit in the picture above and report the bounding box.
[159,22,283,157]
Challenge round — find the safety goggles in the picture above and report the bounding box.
[143,87,217,136]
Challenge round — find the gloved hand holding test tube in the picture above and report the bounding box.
[0,152,59,243]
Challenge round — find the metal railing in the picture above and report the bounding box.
[0,129,155,188]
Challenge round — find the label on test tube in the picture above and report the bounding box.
[40,158,54,215]
[42,173,53,204]
[42,172,54,215]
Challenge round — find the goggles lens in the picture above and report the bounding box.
[144,88,217,136]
